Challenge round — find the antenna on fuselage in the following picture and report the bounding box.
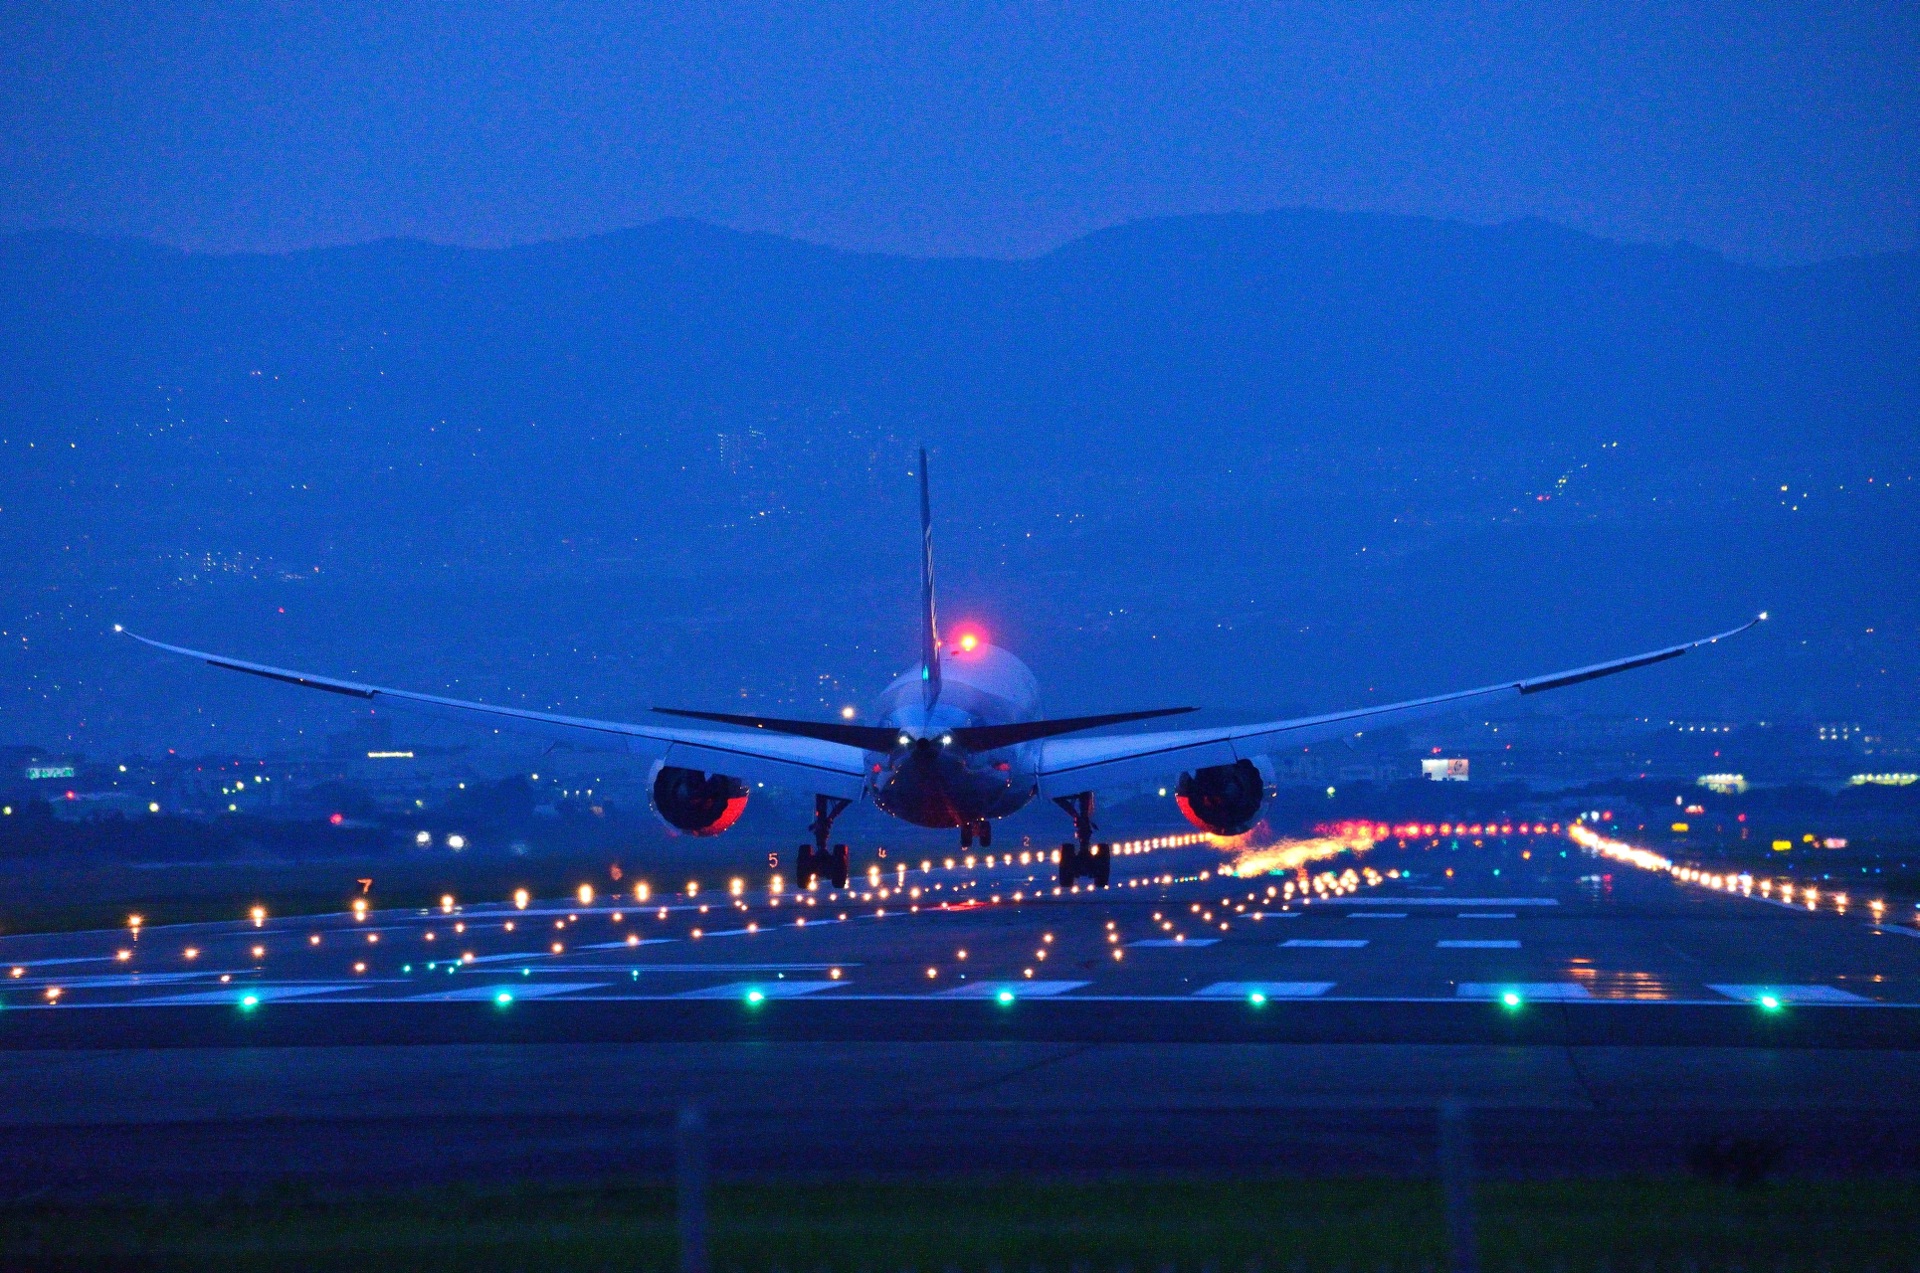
[918,446,941,710]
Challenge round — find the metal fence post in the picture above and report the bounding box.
[1438,1097,1477,1273]
[677,1104,709,1273]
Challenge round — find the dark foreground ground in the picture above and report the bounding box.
[0,834,1915,1265]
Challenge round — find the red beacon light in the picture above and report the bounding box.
[956,631,981,653]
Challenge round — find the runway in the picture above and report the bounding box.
[2,835,1917,1189]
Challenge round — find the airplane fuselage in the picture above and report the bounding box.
[869,640,1041,828]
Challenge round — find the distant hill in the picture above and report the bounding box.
[1,211,1914,755]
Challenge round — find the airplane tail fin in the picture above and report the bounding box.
[918,446,941,708]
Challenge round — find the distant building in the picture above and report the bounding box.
[1421,758,1469,782]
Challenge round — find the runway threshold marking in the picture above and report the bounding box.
[1708,984,1872,1005]
[1457,982,1592,1000]
[1194,981,1335,998]
[1437,940,1522,949]
[1284,939,1368,949]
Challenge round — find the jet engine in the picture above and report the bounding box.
[1174,759,1266,835]
[651,766,749,836]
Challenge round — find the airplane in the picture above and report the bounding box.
[125,450,1762,890]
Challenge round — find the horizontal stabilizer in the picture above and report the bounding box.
[652,705,1197,752]
[651,709,904,752]
[950,708,1196,751]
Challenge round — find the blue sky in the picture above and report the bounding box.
[3,2,1914,262]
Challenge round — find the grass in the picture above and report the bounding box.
[1,1175,1914,1271]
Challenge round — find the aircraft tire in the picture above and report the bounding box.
[831,844,850,890]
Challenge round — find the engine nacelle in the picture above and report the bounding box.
[651,766,749,836]
[1175,759,1266,835]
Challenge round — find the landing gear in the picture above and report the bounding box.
[1052,792,1110,887]
[1057,840,1111,888]
[798,843,850,889]
[796,795,852,889]
[958,820,992,850]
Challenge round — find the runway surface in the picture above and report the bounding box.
[2,835,1917,1189]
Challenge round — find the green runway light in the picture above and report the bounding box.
[1758,994,1782,1012]
[494,991,513,1006]
[239,994,259,1010]
[1249,992,1267,1007]
[1500,991,1523,1009]
[745,989,766,1005]
[996,990,1015,1005]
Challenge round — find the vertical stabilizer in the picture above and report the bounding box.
[918,447,942,708]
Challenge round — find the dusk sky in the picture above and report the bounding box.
[3,2,1914,263]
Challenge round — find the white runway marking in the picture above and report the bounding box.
[140,982,368,1005]
[676,980,847,999]
[1284,939,1368,949]
[1127,938,1218,948]
[1339,898,1559,907]
[1437,940,1522,949]
[1873,924,1920,940]
[1457,982,1591,1000]
[1349,913,1407,920]
[413,982,607,1002]
[1458,912,1516,919]
[937,980,1088,998]
[1708,984,1871,1005]
[1194,981,1335,998]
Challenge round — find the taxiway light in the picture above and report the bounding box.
[440,894,455,914]
[184,947,199,960]
[251,945,265,959]
[250,905,266,927]
[44,987,62,1002]
[353,962,366,974]
[514,889,530,910]
[116,949,132,961]
[686,880,700,898]
[576,884,594,906]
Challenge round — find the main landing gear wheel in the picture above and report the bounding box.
[1058,842,1112,888]
[1052,792,1107,886]
[797,794,853,888]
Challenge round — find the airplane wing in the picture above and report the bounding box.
[1036,617,1764,796]
[123,632,870,799]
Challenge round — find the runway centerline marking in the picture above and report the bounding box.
[1437,940,1522,949]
